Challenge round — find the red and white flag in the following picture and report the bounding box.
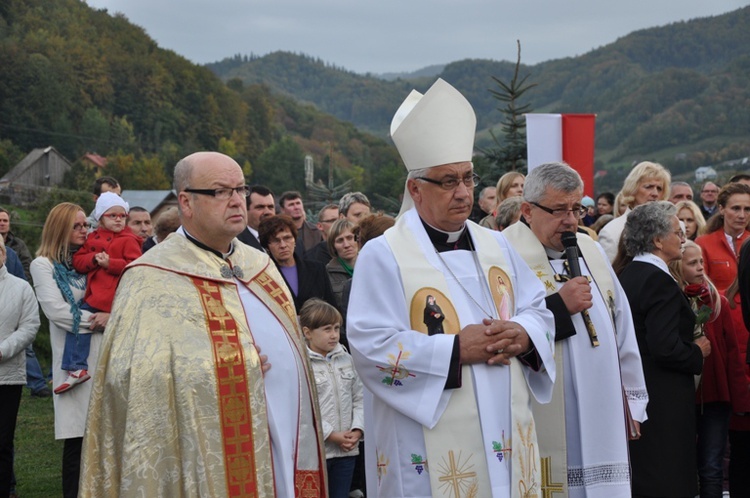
[525,114,596,196]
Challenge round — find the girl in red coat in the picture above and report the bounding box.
[55,192,142,394]
[671,240,750,498]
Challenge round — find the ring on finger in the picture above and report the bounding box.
[496,348,504,354]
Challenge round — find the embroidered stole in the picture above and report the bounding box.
[191,267,326,498]
[503,223,622,491]
[386,217,540,498]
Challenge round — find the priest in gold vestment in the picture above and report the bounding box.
[80,152,327,497]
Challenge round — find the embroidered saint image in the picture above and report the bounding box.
[423,295,445,335]
[488,266,514,320]
[409,288,458,335]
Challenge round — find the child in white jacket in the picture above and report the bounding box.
[301,299,364,498]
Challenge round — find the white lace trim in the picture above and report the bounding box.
[568,463,630,486]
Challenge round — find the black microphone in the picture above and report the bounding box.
[561,231,581,277]
[560,230,600,347]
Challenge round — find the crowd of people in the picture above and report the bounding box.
[2,77,750,498]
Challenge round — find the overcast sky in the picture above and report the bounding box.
[85,0,747,75]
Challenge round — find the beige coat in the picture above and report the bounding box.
[30,257,102,439]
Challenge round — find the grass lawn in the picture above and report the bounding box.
[14,390,62,497]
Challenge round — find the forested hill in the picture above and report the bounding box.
[209,6,750,179]
[0,0,404,203]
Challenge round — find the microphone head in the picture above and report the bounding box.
[561,231,578,249]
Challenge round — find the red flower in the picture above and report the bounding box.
[684,283,711,304]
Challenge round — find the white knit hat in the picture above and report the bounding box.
[94,191,129,220]
[390,79,476,216]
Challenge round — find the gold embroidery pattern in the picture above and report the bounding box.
[256,271,296,325]
[376,342,415,386]
[437,450,478,498]
[295,470,322,497]
[377,449,390,484]
[540,457,564,498]
[517,421,540,498]
[192,278,258,497]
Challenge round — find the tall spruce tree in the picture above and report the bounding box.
[482,41,537,176]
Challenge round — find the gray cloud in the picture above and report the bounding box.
[86,0,747,73]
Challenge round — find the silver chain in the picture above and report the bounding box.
[434,244,495,320]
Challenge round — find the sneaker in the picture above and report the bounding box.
[54,370,91,394]
[31,387,52,398]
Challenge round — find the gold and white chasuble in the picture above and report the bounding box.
[80,232,327,497]
[503,222,648,498]
[347,209,555,498]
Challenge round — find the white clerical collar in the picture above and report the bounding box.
[423,220,466,243]
[544,247,565,260]
[633,252,673,278]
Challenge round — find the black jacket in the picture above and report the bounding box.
[274,254,336,312]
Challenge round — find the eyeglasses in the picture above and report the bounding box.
[674,230,687,240]
[268,234,295,246]
[103,213,127,220]
[73,222,91,231]
[531,201,587,219]
[415,173,480,191]
[184,185,251,200]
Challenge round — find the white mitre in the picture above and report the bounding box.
[390,78,477,217]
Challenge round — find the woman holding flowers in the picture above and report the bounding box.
[671,240,750,498]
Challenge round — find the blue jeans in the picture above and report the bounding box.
[327,456,356,498]
[696,402,731,498]
[61,332,92,371]
[61,303,98,371]
[26,345,49,393]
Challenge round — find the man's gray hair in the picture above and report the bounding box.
[406,163,475,181]
[173,156,194,193]
[670,181,693,195]
[338,192,371,216]
[407,167,431,180]
[495,196,522,230]
[623,201,676,256]
[523,162,583,203]
[479,186,495,200]
[671,181,692,190]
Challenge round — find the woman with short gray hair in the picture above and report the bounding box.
[617,201,711,496]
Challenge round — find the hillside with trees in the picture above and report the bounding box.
[0,0,403,204]
[209,6,750,191]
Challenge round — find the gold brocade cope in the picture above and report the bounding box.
[192,277,259,496]
[79,233,326,497]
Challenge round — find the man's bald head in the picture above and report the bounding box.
[175,152,248,253]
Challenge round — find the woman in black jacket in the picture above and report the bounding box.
[259,215,336,312]
[617,201,711,498]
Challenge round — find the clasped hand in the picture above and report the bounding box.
[328,429,363,452]
[458,318,531,366]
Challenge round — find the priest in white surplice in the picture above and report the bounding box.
[503,162,648,497]
[347,78,556,498]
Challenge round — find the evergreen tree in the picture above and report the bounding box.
[481,41,536,176]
